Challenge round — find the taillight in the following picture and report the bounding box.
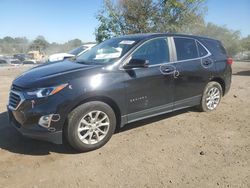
[227,57,233,65]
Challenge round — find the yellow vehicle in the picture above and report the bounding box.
[26,51,45,63]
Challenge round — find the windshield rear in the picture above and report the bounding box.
[76,37,140,64]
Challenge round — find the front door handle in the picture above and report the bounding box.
[160,65,179,77]
[163,67,175,73]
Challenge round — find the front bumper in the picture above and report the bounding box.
[7,89,71,145]
[8,108,63,144]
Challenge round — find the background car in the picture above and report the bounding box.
[22,60,37,64]
[13,54,27,62]
[0,56,21,65]
[0,57,8,65]
[9,59,22,65]
[48,43,96,62]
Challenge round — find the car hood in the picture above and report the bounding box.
[13,60,102,88]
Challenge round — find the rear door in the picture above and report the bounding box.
[173,37,214,109]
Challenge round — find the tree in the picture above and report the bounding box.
[13,37,29,53]
[155,0,206,33]
[0,36,29,54]
[193,23,242,56]
[3,36,15,43]
[95,0,206,42]
[66,39,82,48]
[0,36,86,55]
[29,36,49,52]
[241,35,250,51]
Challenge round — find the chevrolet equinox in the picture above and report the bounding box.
[8,33,232,152]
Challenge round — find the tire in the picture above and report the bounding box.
[198,81,223,112]
[65,101,116,152]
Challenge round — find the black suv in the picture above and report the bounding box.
[8,33,232,152]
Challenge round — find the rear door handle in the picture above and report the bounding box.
[202,59,213,67]
[160,65,179,77]
[203,60,211,65]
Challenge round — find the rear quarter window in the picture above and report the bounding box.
[200,39,227,58]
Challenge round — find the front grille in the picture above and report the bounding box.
[11,84,24,92]
[9,91,22,110]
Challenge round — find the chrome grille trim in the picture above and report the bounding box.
[11,84,24,92]
[8,90,25,111]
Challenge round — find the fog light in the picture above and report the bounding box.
[38,114,61,129]
[39,115,53,128]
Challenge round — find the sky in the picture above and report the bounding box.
[0,0,249,43]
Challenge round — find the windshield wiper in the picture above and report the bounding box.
[75,60,93,65]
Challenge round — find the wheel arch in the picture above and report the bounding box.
[210,77,225,96]
[66,96,122,129]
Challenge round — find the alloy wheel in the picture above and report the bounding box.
[77,110,110,145]
[206,87,221,110]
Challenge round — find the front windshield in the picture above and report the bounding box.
[76,37,139,64]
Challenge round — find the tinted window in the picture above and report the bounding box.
[201,39,227,58]
[174,38,198,61]
[197,42,208,57]
[132,38,169,65]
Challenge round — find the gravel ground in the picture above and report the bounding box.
[0,62,249,188]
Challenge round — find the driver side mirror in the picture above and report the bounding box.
[123,59,149,69]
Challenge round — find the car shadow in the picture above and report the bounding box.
[233,70,250,76]
[0,111,77,155]
[0,107,197,155]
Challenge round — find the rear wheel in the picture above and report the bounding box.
[65,101,116,152]
[198,81,223,112]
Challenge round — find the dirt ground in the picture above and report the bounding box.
[0,62,249,188]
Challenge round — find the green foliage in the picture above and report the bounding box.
[44,39,84,55]
[0,36,84,56]
[188,23,242,56]
[95,0,206,42]
[156,0,206,32]
[0,37,29,54]
[95,0,249,57]
[0,1,249,59]
[29,36,50,52]
[241,35,250,51]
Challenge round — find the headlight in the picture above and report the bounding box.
[26,84,68,98]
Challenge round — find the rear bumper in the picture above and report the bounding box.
[8,108,63,144]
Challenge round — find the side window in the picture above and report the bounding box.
[197,41,208,57]
[201,39,227,58]
[174,38,198,61]
[132,38,170,65]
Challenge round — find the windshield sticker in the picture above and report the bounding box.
[95,52,121,60]
[94,47,122,60]
[119,40,135,45]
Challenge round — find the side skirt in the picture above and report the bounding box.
[120,95,201,127]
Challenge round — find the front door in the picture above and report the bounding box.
[123,37,175,123]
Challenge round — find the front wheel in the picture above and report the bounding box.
[198,81,223,112]
[65,101,116,152]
